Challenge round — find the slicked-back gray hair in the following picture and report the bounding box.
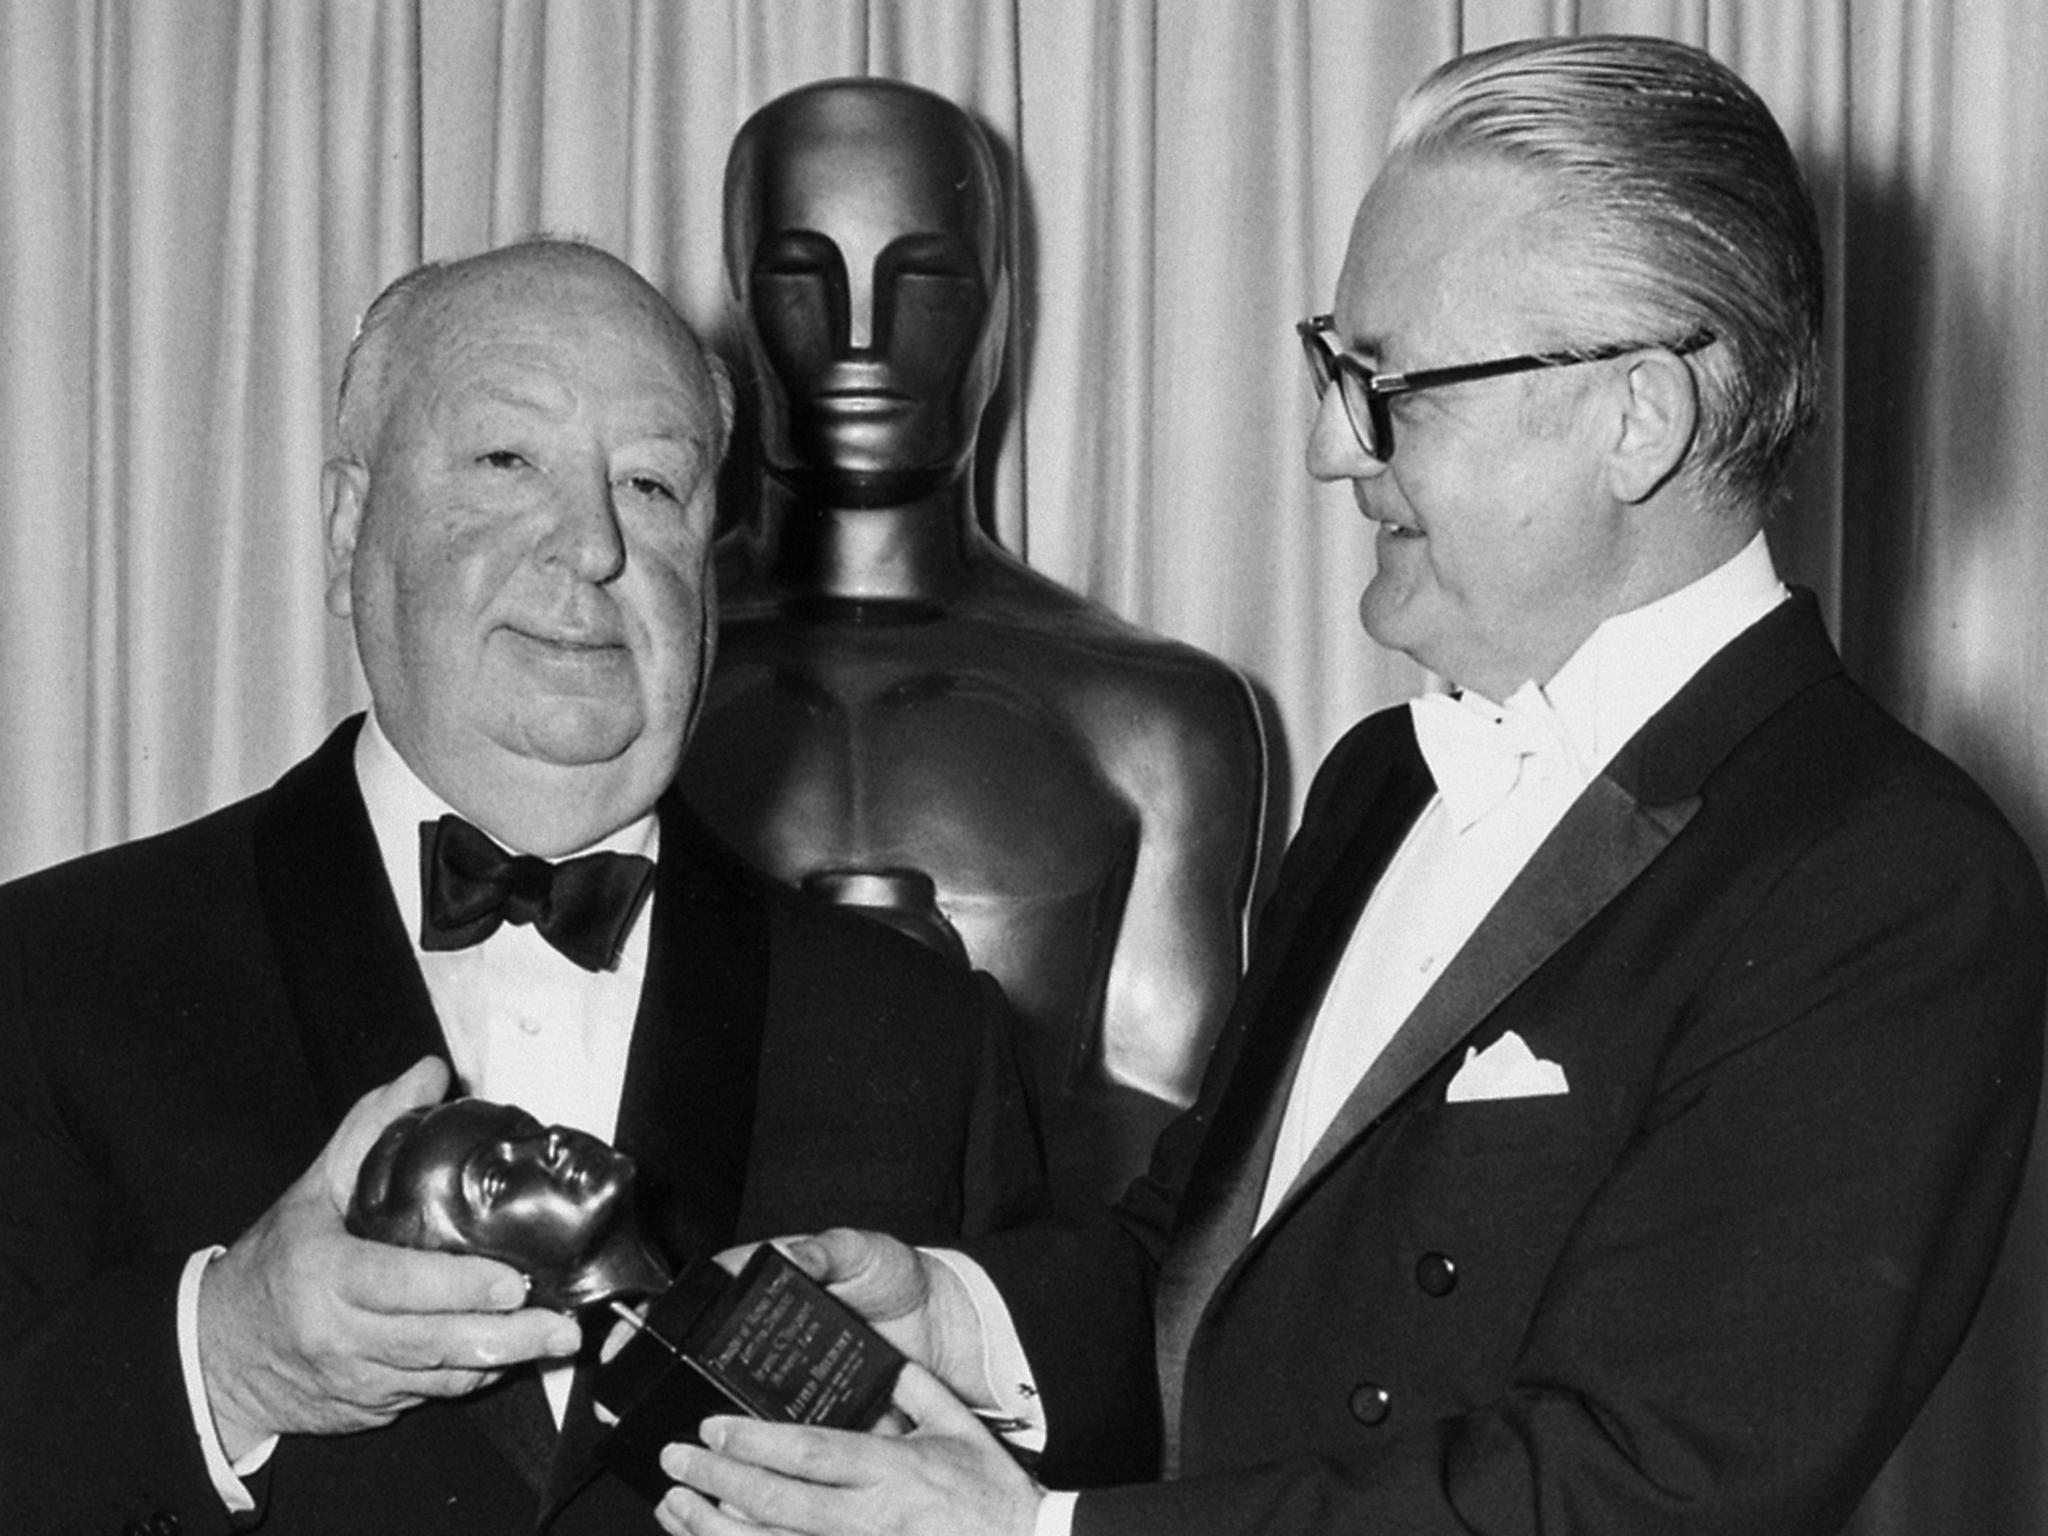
[1389,35,1824,517]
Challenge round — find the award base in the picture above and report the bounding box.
[594,1244,907,1503]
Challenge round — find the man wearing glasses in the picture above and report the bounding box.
[658,35,2045,1536]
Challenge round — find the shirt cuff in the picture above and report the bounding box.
[920,1248,1045,1452]
[179,1247,277,1513]
[1035,1488,1079,1536]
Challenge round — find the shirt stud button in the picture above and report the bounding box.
[1348,1383,1392,1426]
[1415,1252,1458,1297]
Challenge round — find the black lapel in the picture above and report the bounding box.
[1170,713,1433,1216]
[1273,774,1693,1218]
[251,715,446,1124]
[542,793,774,1521]
[1152,710,1432,1465]
[254,717,561,1497]
[609,792,771,1266]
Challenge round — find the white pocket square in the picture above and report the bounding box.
[1446,1030,1569,1103]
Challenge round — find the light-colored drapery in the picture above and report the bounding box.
[2,2,2044,1528]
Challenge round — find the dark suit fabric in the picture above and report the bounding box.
[0,716,1044,1535]
[979,596,2046,1535]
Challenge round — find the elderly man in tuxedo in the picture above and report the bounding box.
[0,238,1043,1534]
[656,36,2046,1536]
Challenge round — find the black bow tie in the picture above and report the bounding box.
[418,814,655,972]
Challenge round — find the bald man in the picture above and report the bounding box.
[0,238,1043,1535]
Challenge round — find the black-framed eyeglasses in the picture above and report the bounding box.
[1297,314,1715,463]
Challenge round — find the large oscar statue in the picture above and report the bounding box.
[681,78,1267,1213]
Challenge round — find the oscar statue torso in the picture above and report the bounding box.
[685,539,1264,1209]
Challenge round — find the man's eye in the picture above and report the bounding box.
[618,473,679,504]
[477,449,528,471]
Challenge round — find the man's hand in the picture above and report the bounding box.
[766,1229,989,1405]
[197,1057,583,1458]
[655,1363,1043,1536]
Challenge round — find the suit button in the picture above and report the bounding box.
[1348,1383,1392,1426]
[1415,1251,1458,1296]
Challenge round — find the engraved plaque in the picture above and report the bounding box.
[595,1245,906,1501]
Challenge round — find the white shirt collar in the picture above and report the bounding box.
[1513,531,1788,778]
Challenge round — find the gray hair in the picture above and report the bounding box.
[1388,35,1824,516]
[334,236,731,461]
[334,257,445,458]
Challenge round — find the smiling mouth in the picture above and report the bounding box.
[505,626,625,654]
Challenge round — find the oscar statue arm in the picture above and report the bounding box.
[1084,656,1268,1108]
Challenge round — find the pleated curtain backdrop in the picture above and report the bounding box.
[3,3,2046,1530]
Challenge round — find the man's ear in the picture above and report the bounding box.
[1605,349,1700,505]
[322,457,370,618]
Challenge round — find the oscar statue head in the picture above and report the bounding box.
[346,1097,672,1313]
[723,77,1010,507]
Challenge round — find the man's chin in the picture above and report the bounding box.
[1358,584,1408,649]
[500,704,652,772]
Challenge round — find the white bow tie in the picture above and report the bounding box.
[1410,684,1584,833]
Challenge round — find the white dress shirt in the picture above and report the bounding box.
[1024,534,1788,1533]
[1257,534,1786,1223]
[179,715,660,1508]
[354,714,657,1144]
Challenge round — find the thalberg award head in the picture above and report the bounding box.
[346,1097,672,1312]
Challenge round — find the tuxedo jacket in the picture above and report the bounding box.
[0,717,1045,1536]
[981,595,2046,1535]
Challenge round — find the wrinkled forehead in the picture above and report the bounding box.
[392,264,717,436]
[433,261,689,371]
[732,89,1001,277]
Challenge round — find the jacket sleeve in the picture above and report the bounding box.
[957,968,1056,1239]
[0,973,255,1535]
[968,715,1414,1493]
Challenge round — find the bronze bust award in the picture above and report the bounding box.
[346,1097,671,1313]
[349,1097,905,1501]
[685,78,1267,1212]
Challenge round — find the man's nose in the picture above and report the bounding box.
[539,464,628,581]
[1305,385,1383,483]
